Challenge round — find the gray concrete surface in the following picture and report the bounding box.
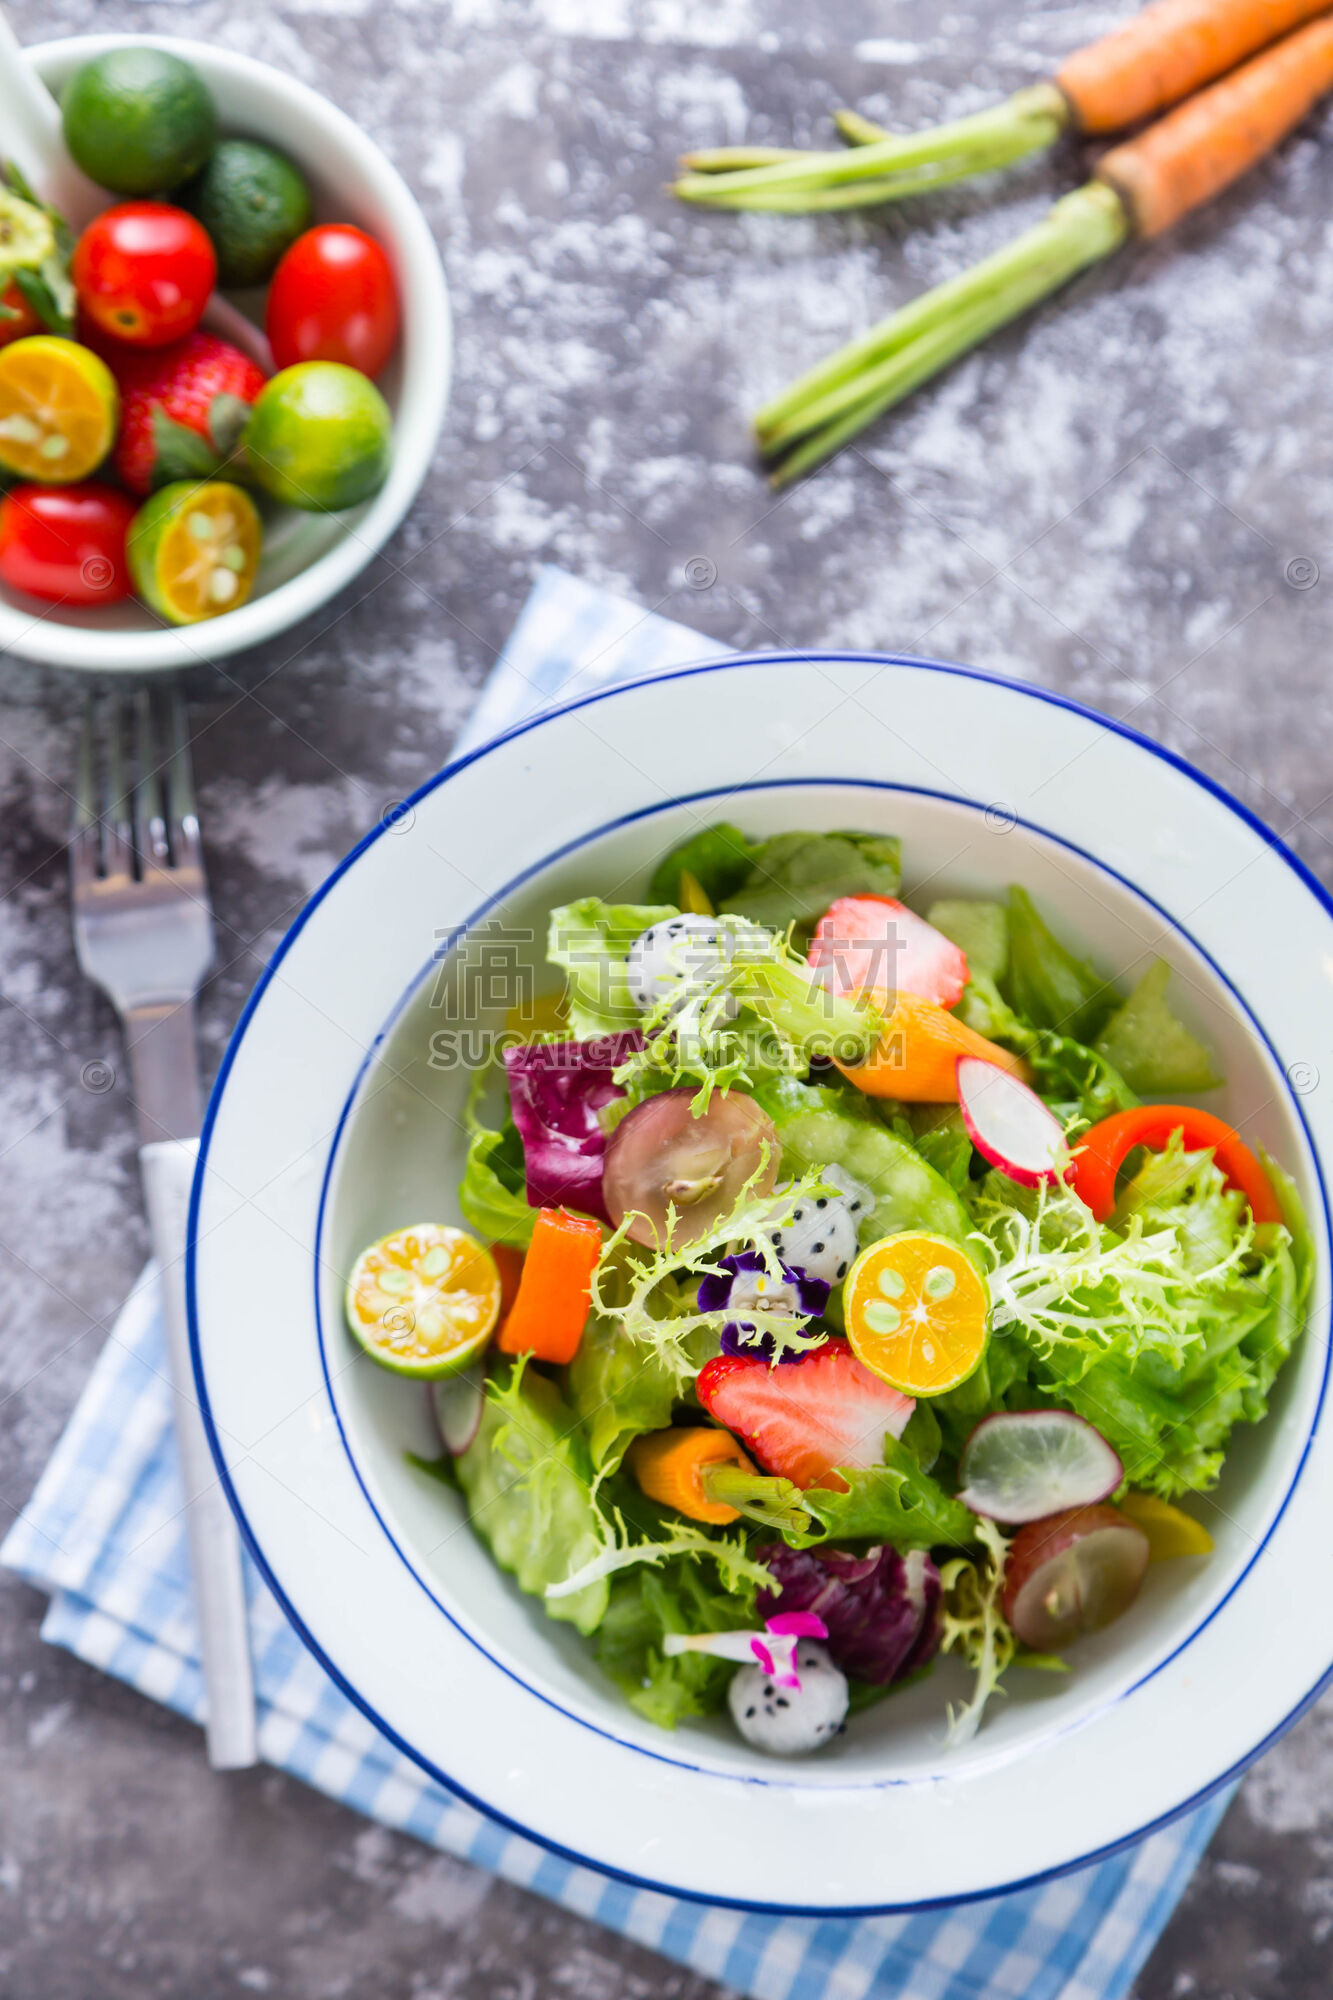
[1,0,1331,1993]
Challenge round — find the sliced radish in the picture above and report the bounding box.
[956,1409,1123,1523]
[956,1054,1066,1187]
[432,1365,485,1456]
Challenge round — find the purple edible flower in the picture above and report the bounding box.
[756,1542,941,1687]
[697,1250,830,1356]
[503,1033,643,1222]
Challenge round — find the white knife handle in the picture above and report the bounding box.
[140,1137,258,1770]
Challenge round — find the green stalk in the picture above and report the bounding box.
[678,146,807,172]
[673,84,1066,212]
[759,183,1129,483]
[833,108,894,147]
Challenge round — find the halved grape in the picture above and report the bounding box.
[1002,1505,1150,1652]
[602,1087,781,1247]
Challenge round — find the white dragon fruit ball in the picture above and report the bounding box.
[625,914,740,1014]
[728,1642,849,1756]
[767,1164,872,1287]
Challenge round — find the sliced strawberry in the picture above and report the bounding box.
[697,1339,915,1492]
[103,331,267,495]
[808,894,969,1009]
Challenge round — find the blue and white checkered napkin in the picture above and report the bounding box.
[3,566,1231,2000]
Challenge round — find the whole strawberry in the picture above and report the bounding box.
[109,331,267,495]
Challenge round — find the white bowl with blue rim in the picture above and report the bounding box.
[188,654,1333,1913]
[0,35,449,674]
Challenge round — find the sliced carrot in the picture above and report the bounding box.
[1057,0,1332,135]
[489,1243,526,1326]
[1097,15,1333,236]
[495,1207,601,1363]
[628,1427,757,1525]
[833,990,1029,1102]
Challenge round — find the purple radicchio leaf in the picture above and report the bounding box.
[503,1033,642,1222]
[756,1542,941,1686]
[696,1250,830,1356]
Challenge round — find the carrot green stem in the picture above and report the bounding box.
[678,145,807,172]
[833,108,894,146]
[758,183,1129,482]
[673,84,1067,212]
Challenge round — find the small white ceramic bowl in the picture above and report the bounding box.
[189,655,1333,1912]
[0,35,450,674]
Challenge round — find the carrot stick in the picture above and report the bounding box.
[495,1206,601,1363]
[1097,12,1333,233]
[1057,0,1333,134]
[758,18,1333,480]
[628,1427,757,1525]
[833,991,1030,1103]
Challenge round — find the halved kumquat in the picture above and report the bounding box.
[346,1223,502,1378]
[843,1231,989,1396]
[0,336,118,483]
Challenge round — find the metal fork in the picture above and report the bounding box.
[72,688,257,1770]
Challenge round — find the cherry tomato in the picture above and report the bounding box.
[0,483,136,605]
[266,225,400,377]
[72,203,216,348]
[0,279,41,349]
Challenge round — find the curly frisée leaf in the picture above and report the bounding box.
[615,921,883,1111]
[939,1518,1015,1743]
[976,1175,1255,1370]
[545,1507,772,1602]
[591,1156,838,1364]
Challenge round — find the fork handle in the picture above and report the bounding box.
[141,1138,259,1771]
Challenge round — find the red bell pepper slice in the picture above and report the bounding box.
[1067,1105,1281,1225]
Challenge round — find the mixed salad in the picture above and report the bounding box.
[0,46,399,625]
[346,824,1311,1755]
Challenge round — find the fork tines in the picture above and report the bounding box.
[75,688,203,888]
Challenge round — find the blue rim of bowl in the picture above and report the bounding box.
[188,649,1333,1915]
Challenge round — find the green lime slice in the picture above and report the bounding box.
[346,1224,502,1379]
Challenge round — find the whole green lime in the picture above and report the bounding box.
[184,139,312,287]
[62,48,217,197]
[244,362,392,512]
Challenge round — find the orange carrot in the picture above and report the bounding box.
[628,1427,758,1525]
[1096,14,1333,234]
[489,1243,526,1327]
[833,991,1029,1103]
[496,1207,601,1364]
[1057,0,1332,135]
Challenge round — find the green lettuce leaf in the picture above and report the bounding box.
[1094,959,1221,1096]
[926,899,1009,982]
[454,1361,609,1634]
[1002,888,1119,1043]
[910,1105,975,1193]
[802,1436,977,1550]
[719,828,902,933]
[458,1116,534,1247]
[752,1072,978,1254]
[547,897,678,1038]
[596,1554,759,1729]
[648,823,757,908]
[566,1313,717,1473]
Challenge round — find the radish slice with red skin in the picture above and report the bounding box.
[956,1408,1124,1522]
[433,1365,485,1456]
[956,1054,1067,1188]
